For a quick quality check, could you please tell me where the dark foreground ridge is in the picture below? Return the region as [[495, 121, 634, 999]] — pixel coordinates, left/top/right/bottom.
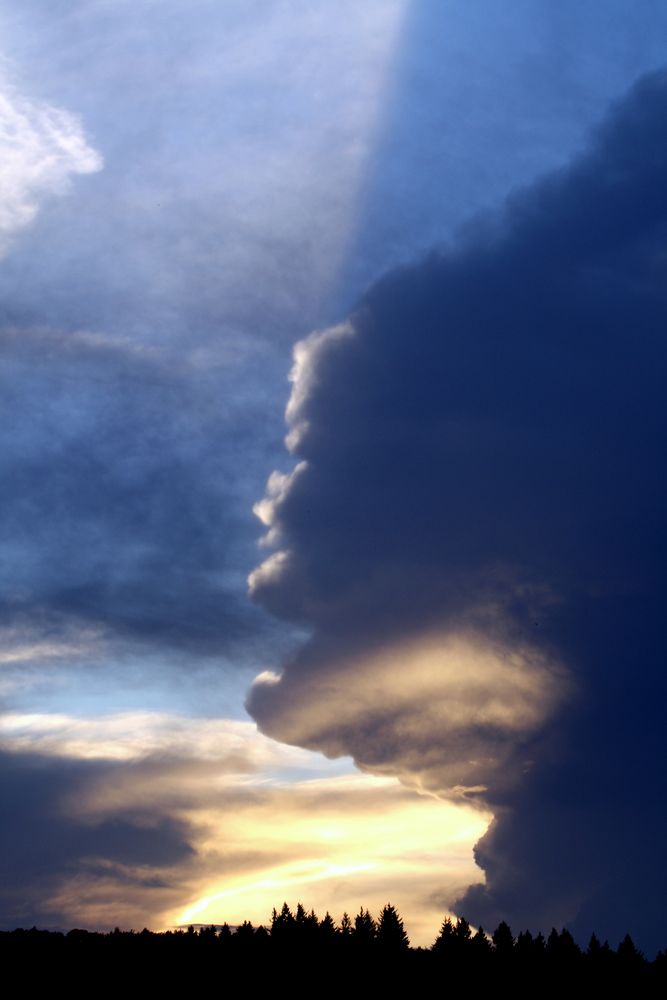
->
[[3, 904, 667, 990]]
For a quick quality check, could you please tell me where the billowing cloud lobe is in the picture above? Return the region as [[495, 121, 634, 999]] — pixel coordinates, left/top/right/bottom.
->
[[249, 69, 667, 952]]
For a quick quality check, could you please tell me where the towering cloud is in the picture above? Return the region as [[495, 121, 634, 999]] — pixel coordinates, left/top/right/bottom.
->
[[249, 69, 667, 951]]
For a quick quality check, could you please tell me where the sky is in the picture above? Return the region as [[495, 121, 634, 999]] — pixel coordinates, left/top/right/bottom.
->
[[1, 0, 667, 952]]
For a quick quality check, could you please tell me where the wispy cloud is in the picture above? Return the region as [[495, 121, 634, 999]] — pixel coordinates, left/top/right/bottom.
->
[[0, 77, 101, 253], [0, 711, 322, 767]]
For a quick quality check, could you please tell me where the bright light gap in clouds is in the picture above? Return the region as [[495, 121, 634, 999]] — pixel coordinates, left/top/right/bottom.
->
[[0, 708, 489, 946]]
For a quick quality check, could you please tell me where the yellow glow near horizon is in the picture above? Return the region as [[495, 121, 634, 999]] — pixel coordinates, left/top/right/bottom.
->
[[2, 708, 491, 946], [179, 860, 377, 924], [170, 771, 490, 947]]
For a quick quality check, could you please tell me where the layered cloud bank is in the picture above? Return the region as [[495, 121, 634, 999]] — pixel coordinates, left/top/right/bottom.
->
[[249, 69, 667, 951], [0, 713, 486, 943]]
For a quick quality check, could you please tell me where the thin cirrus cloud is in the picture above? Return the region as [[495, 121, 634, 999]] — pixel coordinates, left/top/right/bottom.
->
[[248, 68, 667, 953]]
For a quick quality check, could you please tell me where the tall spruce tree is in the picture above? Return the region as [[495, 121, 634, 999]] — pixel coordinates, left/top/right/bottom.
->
[[377, 904, 410, 953]]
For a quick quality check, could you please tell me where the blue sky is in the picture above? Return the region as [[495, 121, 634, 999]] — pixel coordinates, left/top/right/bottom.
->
[[0, 0, 666, 949]]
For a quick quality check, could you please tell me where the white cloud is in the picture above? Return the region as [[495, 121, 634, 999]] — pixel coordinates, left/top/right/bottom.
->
[[248, 549, 293, 596], [0, 710, 318, 767], [285, 323, 355, 451], [252, 462, 308, 550], [0, 79, 102, 253]]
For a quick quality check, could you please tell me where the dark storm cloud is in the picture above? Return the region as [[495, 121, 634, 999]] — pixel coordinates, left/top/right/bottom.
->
[[249, 69, 667, 952], [0, 750, 194, 928], [0, 323, 275, 656]]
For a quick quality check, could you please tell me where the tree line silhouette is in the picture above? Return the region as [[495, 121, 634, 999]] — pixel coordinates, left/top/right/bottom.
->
[[2, 905, 665, 988]]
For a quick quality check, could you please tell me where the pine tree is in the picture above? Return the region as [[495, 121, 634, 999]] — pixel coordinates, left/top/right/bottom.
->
[[492, 920, 514, 957], [377, 903, 410, 953], [617, 933, 644, 969], [454, 917, 472, 948], [271, 902, 296, 942], [433, 916, 456, 957], [587, 932, 601, 957], [319, 912, 337, 942], [471, 925, 492, 961], [353, 907, 376, 949]]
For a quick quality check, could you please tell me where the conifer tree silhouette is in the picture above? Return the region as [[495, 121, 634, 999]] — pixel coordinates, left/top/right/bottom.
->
[[353, 908, 376, 949], [432, 916, 456, 957], [492, 921, 514, 957], [377, 904, 410, 953]]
